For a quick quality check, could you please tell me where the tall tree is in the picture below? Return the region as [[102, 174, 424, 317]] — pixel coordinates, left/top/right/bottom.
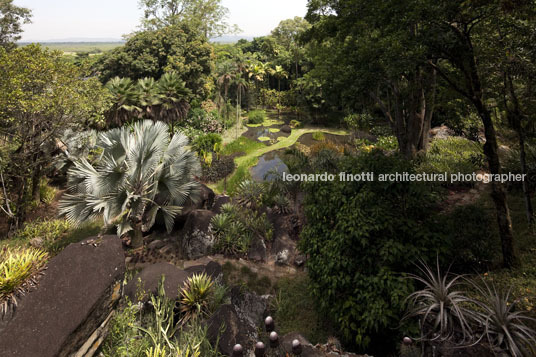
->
[[0, 0, 31, 50], [271, 17, 311, 80], [0, 45, 107, 230], [138, 0, 236, 38]]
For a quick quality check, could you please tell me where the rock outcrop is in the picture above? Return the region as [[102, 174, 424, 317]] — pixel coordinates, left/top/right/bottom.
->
[[179, 209, 216, 260], [0, 235, 125, 357]]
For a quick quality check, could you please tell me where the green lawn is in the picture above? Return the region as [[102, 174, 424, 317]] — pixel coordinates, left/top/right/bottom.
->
[[212, 127, 348, 194]]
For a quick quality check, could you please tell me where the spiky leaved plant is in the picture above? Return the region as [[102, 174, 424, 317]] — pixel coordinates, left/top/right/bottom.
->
[[0, 248, 48, 317], [235, 180, 265, 209], [59, 120, 200, 248], [404, 260, 476, 345], [178, 273, 214, 325], [470, 279, 536, 357]]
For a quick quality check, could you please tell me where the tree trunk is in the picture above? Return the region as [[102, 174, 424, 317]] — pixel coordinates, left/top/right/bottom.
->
[[130, 227, 144, 248]]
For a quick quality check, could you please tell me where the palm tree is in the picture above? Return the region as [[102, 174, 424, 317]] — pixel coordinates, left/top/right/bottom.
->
[[269, 65, 288, 116], [136, 77, 162, 120], [157, 72, 192, 132], [247, 61, 267, 109], [105, 77, 140, 127], [58, 120, 201, 248], [216, 61, 235, 120], [234, 76, 248, 139]]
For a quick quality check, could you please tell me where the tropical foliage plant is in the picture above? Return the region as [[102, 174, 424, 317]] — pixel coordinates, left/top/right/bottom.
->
[[59, 120, 200, 247]]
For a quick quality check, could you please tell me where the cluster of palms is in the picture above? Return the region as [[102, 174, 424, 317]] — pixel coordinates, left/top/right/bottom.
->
[[215, 55, 288, 122], [105, 72, 191, 129]]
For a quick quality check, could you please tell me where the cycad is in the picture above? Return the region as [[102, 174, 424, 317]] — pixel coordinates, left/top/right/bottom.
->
[[105, 77, 140, 127], [58, 120, 201, 248], [157, 72, 192, 127], [137, 77, 162, 120]]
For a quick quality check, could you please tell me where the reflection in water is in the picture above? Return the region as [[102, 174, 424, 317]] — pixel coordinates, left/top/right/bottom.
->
[[250, 151, 288, 181]]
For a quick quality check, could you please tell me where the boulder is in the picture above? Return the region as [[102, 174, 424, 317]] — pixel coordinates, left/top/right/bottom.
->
[[0, 235, 125, 357], [281, 332, 323, 357], [247, 236, 267, 262], [430, 125, 454, 140], [124, 262, 190, 303], [184, 261, 223, 280], [212, 194, 231, 214], [206, 304, 257, 357], [179, 209, 216, 260], [281, 125, 292, 134], [230, 287, 268, 328]]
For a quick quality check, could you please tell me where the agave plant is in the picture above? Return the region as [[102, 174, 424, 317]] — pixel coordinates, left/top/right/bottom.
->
[[0, 248, 48, 317], [59, 120, 200, 248], [209, 213, 231, 236], [470, 280, 536, 357], [178, 273, 214, 325], [404, 260, 476, 345], [235, 180, 266, 209]]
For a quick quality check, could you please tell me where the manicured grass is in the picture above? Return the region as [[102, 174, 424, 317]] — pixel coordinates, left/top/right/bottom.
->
[[221, 136, 265, 156]]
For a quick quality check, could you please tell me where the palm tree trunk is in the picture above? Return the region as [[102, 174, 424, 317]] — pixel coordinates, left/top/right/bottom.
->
[[131, 226, 144, 248]]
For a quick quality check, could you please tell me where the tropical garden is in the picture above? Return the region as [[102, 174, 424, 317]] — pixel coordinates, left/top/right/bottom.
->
[[1, 0, 536, 356]]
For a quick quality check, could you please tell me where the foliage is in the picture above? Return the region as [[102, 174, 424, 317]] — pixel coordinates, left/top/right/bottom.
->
[[0, 0, 32, 50], [59, 120, 200, 247], [102, 277, 218, 357], [503, 139, 536, 191], [375, 136, 399, 151], [201, 155, 235, 183], [437, 204, 499, 272], [211, 203, 272, 256], [221, 137, 264, 157], [14, 219, 72, 248], [0, 247, 48, 316], [192, 133, 223, 156], [273, 274, 335, 345], [417, 137, 485, 179], [96, 23, 212, 97], [344, 113, 373, 132], [178, 273, 214, 325], [139, 0, 235, 38], [471, 280, 536, 357], [183, 108, 223, 134], [300, 151, 442, 350], [247, 110, 266, 125], [311, 132, 325, 141], [404, 261, 475, 345], [0, 44, 109, 228]]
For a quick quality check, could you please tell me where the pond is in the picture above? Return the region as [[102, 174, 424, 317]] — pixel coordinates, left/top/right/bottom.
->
[[250, 150, 288, 181]]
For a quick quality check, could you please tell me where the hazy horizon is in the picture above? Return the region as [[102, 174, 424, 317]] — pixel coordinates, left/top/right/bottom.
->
[[16, 0, 308, 42]]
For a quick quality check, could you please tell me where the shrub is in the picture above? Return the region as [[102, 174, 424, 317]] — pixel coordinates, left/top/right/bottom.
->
[[0, 248, 48, 316], [248, 109, 266, 124], [290, 119, 302, 128], [38, 178, 57, 205], [200, 155, 235, 183], [192, 133, 222, 156], [178, 273, 214, 325], [300, 151, 441, 350], [14, 219, 72, 249], [437, 204, 499, 272], [210, 203, 272, 256], [344, 112, 373, 132], [184, 108, 223, 134], [312, 132, 325, 141], [375, 135, 399, 151], [417, 137, 485, 180]]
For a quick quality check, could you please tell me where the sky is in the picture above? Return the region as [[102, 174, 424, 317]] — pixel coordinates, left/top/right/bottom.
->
[[17, 0, 309, 42]]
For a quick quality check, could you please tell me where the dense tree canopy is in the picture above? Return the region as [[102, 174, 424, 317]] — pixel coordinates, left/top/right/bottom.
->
[[0, 0, 31, 50], [96, 23, 213, 97]]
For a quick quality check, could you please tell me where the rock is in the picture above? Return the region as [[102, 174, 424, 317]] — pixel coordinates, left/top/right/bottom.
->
[[198, 183, 216, 210], [294, 254, 306, 267], [212, 194, 231, 214], [184, 261, 222, 280], [159, 244, 175, 256], [206, 304, 257, 357], [276, 249, 290, 265], [230, 287, 268, 328], [430, 125, 454, 140], [29, 237, 44, 248], [0, 235, 125, 357], [281, 125, 292, 134], [247, 236, 267, 262], [147, 239, 165, 250], [498, 145, 512, 158], [179, 209, 215, 260], [281, 333, 323, 357], [123, 262, 190, 303], [175, 183, 216, 226]]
